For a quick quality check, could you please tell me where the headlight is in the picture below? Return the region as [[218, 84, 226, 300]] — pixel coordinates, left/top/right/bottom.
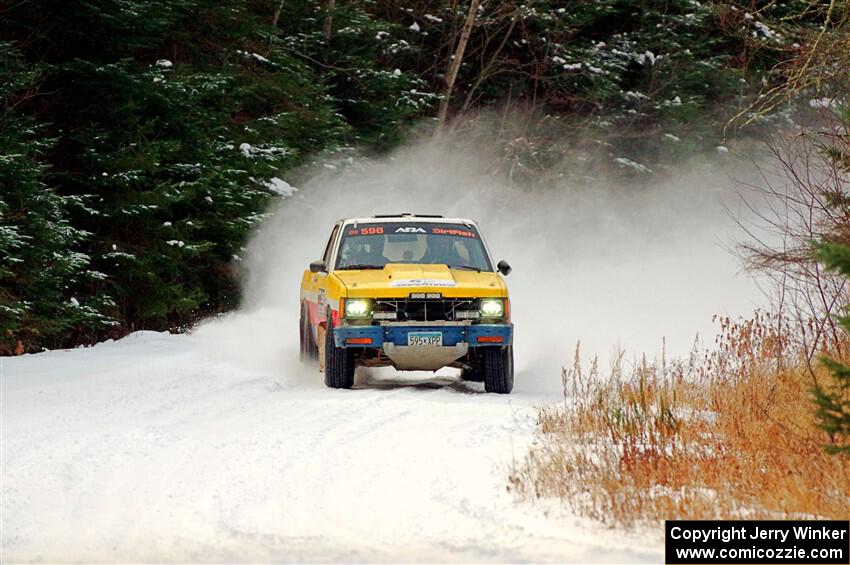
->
[[479, 298, 505, 318], [344, 298, 372, 319]]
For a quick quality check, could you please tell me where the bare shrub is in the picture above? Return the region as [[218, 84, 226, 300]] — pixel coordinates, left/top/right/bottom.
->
[[508, 313, 850, 527], [735, 115, 850, 361]]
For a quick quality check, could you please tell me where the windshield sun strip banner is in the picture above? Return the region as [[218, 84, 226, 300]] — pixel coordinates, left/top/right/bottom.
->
[[344, 223, 479, 239]]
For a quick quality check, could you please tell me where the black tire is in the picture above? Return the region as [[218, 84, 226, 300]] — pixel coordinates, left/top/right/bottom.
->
[[324, 319, 355, 389], [299, 304, 318, 362], [482, 345, 514, 394], [460, 365, 484, 382]]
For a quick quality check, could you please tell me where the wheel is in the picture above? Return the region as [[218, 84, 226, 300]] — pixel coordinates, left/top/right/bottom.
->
[[324, 318, 355, 389], [460, 365, 484, 382], [482, 345, 513, 394], [299, 304, 318, 362]]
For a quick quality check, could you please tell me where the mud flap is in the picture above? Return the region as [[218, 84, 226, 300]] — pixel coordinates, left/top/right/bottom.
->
[[317, 322, 327, 372]]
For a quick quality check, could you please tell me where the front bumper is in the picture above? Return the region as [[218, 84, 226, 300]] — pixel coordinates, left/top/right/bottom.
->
[[333, 323, 513, 349]]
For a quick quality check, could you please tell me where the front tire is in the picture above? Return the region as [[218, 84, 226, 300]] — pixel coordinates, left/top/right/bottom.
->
[[324, 319, 355, 389], [482, 346, 513, 394]]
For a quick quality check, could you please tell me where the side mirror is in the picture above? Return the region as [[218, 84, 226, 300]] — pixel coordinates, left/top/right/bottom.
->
[[309, 260, 326, 273], [497, 260, 512, 276]]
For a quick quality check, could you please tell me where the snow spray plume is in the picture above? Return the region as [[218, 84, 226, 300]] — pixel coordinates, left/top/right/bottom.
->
[[198, 132, 763, 393]]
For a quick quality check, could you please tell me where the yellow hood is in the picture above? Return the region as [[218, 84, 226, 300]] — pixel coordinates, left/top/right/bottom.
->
[[332, 263, 506, 298]]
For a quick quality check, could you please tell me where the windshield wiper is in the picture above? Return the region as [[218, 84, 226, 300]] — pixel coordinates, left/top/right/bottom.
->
[[449, 265, 481, 272], [338, 264, 384, 270]]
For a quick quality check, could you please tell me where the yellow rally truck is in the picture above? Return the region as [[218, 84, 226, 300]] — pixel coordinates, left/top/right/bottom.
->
[[299, 214, 514, 393]]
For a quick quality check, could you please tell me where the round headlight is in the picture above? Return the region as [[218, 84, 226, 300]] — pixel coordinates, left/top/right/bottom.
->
[[479, 299, 504, 317], [345, 299, 371, 318]]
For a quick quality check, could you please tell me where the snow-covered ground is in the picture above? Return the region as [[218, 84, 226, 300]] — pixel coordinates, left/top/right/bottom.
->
[[2, 325, 660, 562]]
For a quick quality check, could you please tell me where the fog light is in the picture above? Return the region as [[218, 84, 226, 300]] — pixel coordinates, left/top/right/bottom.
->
[[479, 299, 504, 318], [344, 299, 372, 318]]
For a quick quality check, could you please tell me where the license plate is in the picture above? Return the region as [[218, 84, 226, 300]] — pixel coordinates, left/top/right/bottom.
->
[[407, 332, 443, 346]]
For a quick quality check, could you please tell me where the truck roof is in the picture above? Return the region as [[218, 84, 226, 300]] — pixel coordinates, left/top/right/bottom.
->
[[341, 214, 478, 226]]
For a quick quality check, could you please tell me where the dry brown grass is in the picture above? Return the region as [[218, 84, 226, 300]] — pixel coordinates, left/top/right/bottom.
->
[[509, 311, 850, 527]]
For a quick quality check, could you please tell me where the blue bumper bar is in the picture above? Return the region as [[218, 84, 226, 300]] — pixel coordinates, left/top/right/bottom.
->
[[333, 324, 513, 348]]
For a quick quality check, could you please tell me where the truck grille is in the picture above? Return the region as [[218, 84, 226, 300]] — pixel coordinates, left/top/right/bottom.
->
[[372, 297, 476, 322]]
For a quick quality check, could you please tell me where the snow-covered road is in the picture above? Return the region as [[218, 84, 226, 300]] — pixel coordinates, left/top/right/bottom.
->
[[2, 327, 659, 562]]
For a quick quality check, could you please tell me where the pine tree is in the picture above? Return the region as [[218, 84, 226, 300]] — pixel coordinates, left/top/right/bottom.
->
[[370, 0, 813, 177], [1, 0, 435, 349], [814, 241, 850, 454], [3, 1, 330, 345], [270, 0, 437, 150], [813, 107, 850, 455], [0, 43, 114, 352]]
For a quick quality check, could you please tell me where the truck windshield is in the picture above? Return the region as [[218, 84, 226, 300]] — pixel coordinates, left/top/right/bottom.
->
[[335, 222, 492, 271]]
